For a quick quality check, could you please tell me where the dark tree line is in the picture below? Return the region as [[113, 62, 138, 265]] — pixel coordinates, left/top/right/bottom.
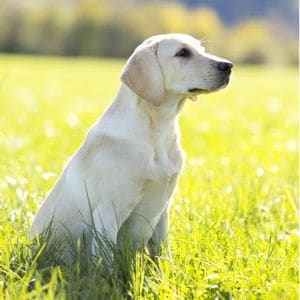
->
[[0, 0, 297, 64]]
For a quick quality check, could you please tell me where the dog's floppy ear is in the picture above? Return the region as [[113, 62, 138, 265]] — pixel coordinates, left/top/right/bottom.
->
[[121, 43, 165, 106]]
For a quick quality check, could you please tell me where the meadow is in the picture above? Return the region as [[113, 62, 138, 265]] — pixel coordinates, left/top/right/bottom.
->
[[0, 55, 298, 299]]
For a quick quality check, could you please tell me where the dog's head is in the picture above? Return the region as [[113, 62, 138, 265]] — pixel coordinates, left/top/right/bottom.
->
[[121, 33, 233, 106]]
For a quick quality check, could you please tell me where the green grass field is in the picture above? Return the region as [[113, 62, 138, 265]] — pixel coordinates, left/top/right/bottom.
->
[[0, 55, 298, 299]]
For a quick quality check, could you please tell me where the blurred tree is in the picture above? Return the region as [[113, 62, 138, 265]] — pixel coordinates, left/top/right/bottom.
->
[[181, 0, 298, 29], [0, 5, 24, 53], [157, 3, 188, 33], [0, 1, 296, 64], [188, 7, 224, 53], [226, 20, 287, 64], [63, 0, 105, 55]]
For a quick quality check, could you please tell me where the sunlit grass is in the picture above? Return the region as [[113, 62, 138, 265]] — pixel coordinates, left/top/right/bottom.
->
[[0, 55, 298, 299]]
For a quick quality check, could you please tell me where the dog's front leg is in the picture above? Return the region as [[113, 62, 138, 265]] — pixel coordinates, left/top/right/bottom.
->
[[91, 204, 119, 262], [147, 206, 169, 257], [148, 174, 179, 258]]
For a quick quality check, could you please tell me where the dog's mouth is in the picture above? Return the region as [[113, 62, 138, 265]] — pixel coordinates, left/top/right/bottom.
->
[[188, 76, 231, 95], [188, 88, 209, 94]]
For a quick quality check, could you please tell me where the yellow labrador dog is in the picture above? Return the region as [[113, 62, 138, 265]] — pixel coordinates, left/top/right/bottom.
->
[[29, 33, 232, 259]]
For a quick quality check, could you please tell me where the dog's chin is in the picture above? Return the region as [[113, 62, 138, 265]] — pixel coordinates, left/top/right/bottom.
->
[[188, 79, 230, 95]]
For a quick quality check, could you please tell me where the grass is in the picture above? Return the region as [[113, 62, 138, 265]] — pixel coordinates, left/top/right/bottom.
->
[[0, 55, 298, 299]]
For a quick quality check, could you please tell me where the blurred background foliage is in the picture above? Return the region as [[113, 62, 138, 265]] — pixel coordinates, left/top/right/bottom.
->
[[0, 0, 297, 64]]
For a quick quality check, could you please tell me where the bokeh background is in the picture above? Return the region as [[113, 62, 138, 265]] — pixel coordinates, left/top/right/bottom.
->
[[0, 1, 298, 298], [0, 0, 298, 64]]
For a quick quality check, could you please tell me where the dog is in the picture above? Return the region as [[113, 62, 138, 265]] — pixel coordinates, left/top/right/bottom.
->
[[29, 33, 232, 260]]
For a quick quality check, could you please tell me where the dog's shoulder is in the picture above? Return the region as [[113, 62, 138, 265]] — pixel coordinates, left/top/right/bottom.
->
[[76, 126, 147, 174]]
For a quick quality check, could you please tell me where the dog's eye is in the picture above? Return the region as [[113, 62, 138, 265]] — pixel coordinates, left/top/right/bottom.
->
[[175, 48, 192, 58]]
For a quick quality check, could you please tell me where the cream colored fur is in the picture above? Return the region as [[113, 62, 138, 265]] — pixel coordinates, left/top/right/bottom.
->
[[29, 33, 232, 260]]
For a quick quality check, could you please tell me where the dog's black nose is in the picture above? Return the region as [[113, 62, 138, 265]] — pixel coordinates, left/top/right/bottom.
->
[[217, 61, 233, 72]]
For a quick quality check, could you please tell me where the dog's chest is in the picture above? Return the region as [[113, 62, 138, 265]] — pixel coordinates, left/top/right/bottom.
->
[[147, 127, 183, 179], [155, 158, 171, 181], [129, 146, 183, 230], [150, 152, 180, 181]]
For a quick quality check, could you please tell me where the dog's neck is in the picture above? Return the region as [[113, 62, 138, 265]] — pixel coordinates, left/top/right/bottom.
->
[[117, 84, 185, 126], [101, 84, 185, 155], [139, 94, 184, 126]]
